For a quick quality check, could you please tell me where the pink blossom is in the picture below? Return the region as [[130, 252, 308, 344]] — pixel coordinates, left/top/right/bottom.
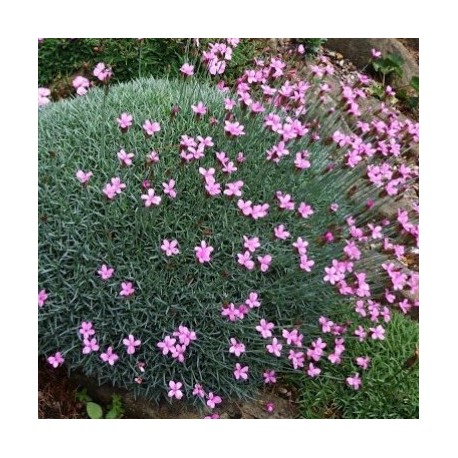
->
[[266, 338, 282, 357], [234, 363, 249, 380], [117, 113, 133, 130], [307, 363, 321, 378], [79, 321, 95, 339], [76, 170, 93, 184], [237, 251, 255, 270], [221, 302, 243, 321], [47, 352, 64, 368], [173, 325, 197, 346], [243, 235, 260, 253], [157, 336, 176, 355], [205, 180, 221, 196], [237, 199, 253, 216], [180, 63, 194, 76], [100, 347, 119, 365], [258, 254, 272, 272], [323, 231, 334, 243], [224, 98, 236, 110], [292, 237, 308, 255], [143, 120, 161, 136], [206, 392, 222, 409], [162, 179, 177, 199], [38, 289, 48, 308], [224, 120, 245, 137], [274, 224, 290, 240], [147, 150, 160, 163], [38, 87, 51, 106], [204, 413, 220, 419], [222, 161, 238, 174], [93, 62, 112, 81], [117, 149, 134, 166], [319, 316, 334, 333], [346, 373, 362, 390], [141, 188, 161, 207], [299, 255, 315, 272], [123, 334, 141, 354], [168, 381, 184, 400], [229, 338, 246, 357], [265, 402, 275, 413], [194, 240, 214, 263], [344, 240, 361, 260], [371, 48, 382, 59], [245, 292, 261, 309], [103, 177, 126, 199], [236, 152, 246, 163], [298, 202, 314, 218], [294, 151, 311, 170], [72, 76, 90, 95], [288, 350, 305, 369], [276, 191, 295, 211], [97, 264, 114, 280], [170, 344, 186, 363], [82, 338, 99, 354], [263, 370, 277, 384], [199, 167, 215, 181], [356, 356, 371, 370], [251, 203, 269, 220], [192, 384, 205, 398], [224, 180, 244, 197], [191, 101, 207, 116], [161, 239, 180, 256], [256, 319, 275, 338], [369, 325, 385, 340], [354, 325, 367, 342], [120, 281, 135, 297]]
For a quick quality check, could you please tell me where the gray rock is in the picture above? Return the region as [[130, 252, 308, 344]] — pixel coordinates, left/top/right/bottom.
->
[[325, 38, 418, 86]]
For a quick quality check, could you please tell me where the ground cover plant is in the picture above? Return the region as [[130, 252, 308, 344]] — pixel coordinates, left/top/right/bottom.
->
[[38, 39, 419, 417]]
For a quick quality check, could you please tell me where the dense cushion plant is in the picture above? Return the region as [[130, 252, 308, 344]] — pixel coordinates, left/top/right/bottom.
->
[[38, 41, 419, 412]]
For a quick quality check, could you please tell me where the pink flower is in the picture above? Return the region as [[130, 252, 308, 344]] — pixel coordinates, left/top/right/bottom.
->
[[76, 170, 93, 184], [141, 188, 161, 207], [120, 281, 135, 297], [100, 347, 119, 365], [47, 352, 64, 368], [168, 381, 184, 400], [97, 264, 114, 280], [161, 239, 180, 256], [243, 236, 260, 253], [229, 338, 246, 357], [222, 161, 237, 174], [147, 150, 160, 163], [38, 87, 51, 106], [288, 350, 305, 369], [116, 113, 133, 129], [93, 62, 112, 81], [180, 63, 194, 76], [346, 373, 362, 390], [258, 254, 272, 272], [157, 336, 176, 355], [293, 237, 308, 255], [266, 338, 282, 357], [79, 321, 95, 339], [103, 177, 126, 200], [299, 255, 315, 272], [274, 224, 290, 240], [282, 329, 303, 346], [206, 392, 222, 409], [192, 384, 205, 398], [143, 120, 161, 136], [224, 98, 236, 110], [369, 325, 386, 340], [195, 240, 214, 263], [237, 199, 253, 216], [72, 76, 90, 96], [205, 180, 221, 196], [265, 402, 275, 413], [263, 370, 277, 384], [356, 356, 371, 370], [199, 167, 216, 181], [224, 120, 245, 137], [307, 363, 321, 378], [170, 344, 186, 363], [162, 179, 177, 199], [319, 316, 334, 333], [173, 325, 197, 346], [234, 363, 249, 380], [251, 203, 269, 220], [204, 413, 220, 419], [256, 319, 274, 338], [354, 325, 367, 342], [117, 149, 134, 166], [221, 303, 243, 321], [237, 251, 255, 270], [82, 338, 99, 354], [371, 48, 382, 59], [276, 191, 295, 210], [245, 292, 261, 309], [38, 289, 48, 308], [298, 202, 314, 218], [192, 101, 207, 116], [123, 334, 141, 354], [224, 180, 244, 197], [294, 151, 311, 170]]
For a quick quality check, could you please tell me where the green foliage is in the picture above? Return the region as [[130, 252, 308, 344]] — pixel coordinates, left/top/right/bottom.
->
[[76, 388, 124, 419], [296, 311, 419, 419], [372, 53, 405, 79], [293, 38, 328, 55]]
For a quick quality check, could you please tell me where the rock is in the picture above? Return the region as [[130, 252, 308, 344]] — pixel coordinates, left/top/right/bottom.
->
[[325, 38, 418, 86]]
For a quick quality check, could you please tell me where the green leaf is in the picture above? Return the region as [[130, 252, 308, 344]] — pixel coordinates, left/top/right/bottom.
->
[[386, 53, 404, 67], [105, 408, 120, 419], [75, 388, 92, 403], [86, 402, 103, 419], [410, 76, 419, 92]]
